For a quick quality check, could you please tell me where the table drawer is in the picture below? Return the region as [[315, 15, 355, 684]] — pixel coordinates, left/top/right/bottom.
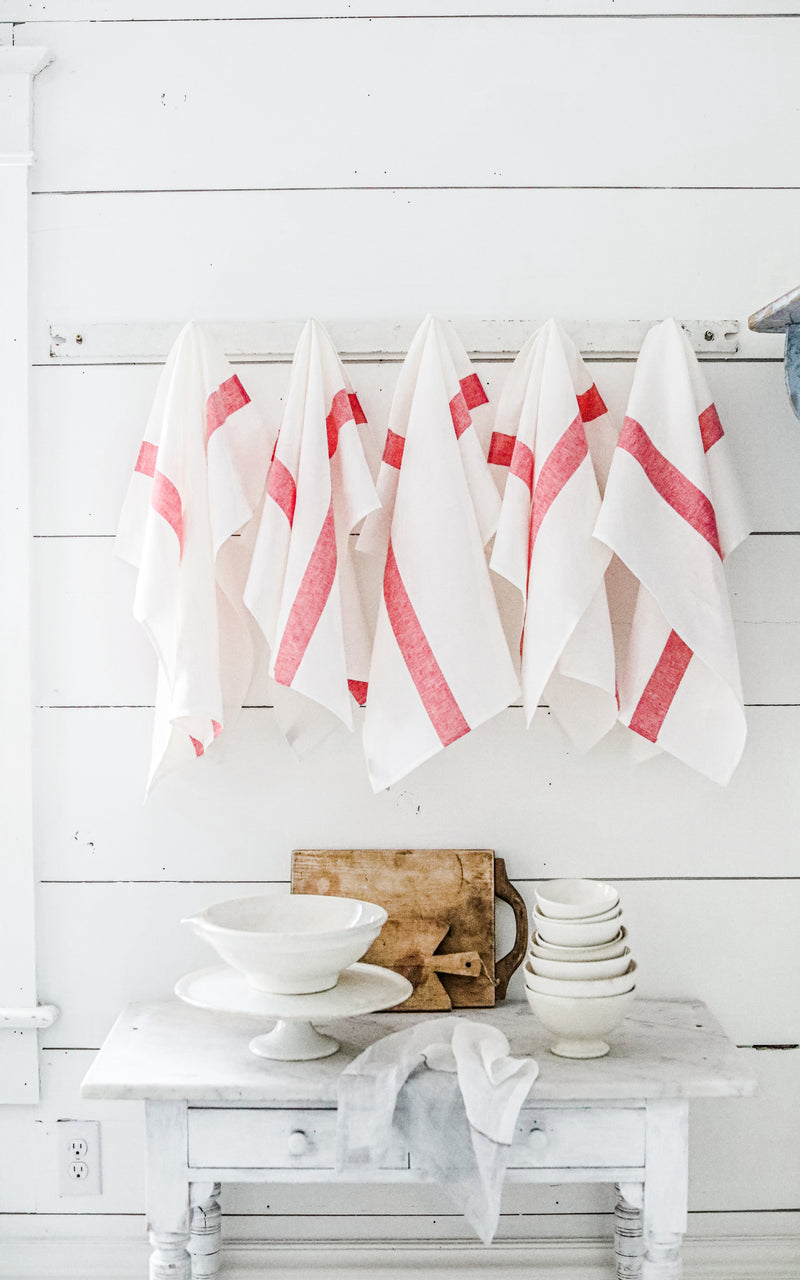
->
[[508, 1107, 645, 1169], [187, 1108, 409, 1171]]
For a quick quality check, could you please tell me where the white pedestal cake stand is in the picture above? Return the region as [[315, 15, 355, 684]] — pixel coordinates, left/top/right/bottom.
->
[[175, 962, 413, 1061]]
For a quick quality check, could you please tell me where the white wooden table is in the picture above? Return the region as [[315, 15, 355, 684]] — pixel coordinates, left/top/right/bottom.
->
[[81, 997, 755, 1280]]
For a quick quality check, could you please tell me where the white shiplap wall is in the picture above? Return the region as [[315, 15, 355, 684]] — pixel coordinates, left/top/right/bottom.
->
[[3, 1, 799, 1271]]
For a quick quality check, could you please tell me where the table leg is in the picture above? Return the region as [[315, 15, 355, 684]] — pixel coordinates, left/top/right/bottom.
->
[[642, 1100, 689, 1280], [190, 1182, 222, 1279], [145, 1101, 191, 1280], [614, 1181, 644, 1280]]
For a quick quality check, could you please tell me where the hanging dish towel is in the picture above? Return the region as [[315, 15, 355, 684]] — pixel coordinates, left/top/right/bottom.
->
[[594, 317, 751, 784], [337, 1017, 539, 1244], [116, 321, 273, 795], [489, 319, 618, 752], [244, 319, 380, 755], [357, 315, 520, 791]]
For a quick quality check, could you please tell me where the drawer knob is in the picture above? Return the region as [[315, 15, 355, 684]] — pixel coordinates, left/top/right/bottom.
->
[[528, 1126, 548, 1155], [287, 1130, 309, 1157]]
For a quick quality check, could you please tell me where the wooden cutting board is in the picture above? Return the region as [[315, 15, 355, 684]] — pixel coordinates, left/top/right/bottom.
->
[[291, 849, 527, 1011]]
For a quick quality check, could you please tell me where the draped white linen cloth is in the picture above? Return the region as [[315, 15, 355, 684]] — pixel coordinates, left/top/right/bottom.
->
[[594, 317, 751, 784], [244, 319, 380, 755], [116, 321, 273, 794], [489, 319, 618, 752], [336, 1017, 538, 1244], [357, 316, 520, 790]]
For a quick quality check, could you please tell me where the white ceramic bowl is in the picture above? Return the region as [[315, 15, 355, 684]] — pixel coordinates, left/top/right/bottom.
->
[[525, 986, 636, 1058], [524, 960, 637, 999], [534, 879, 619, 920], [182, 894, 388, 995], [532, 907, 623, 947], [525, 949, 632, 981], [529, 928, 629, 962]]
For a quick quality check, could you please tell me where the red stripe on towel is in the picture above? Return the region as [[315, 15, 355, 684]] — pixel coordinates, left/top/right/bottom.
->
[[273, 504, 337, 686], [348, 680, 368, 707], [349, 393, 367, 425], [488, 432, 516, 467], [529, 415, 588, 552], [266, 458, 297, 526], [449, 390, 472, 439], [326, 387, 355, 459], [577, 384, 607, 423], [382, 428, 405, 470], [460, 373, 489, 410], [383, 542, 470, 747], [135, 440, 158, 478], [629, 630, 693, 742], [618, 417, 722, 558], [510, 439, 535, 495], [206, 375, 250, 444], [699, 403, 724, 453], [151, 471, 184, 554]]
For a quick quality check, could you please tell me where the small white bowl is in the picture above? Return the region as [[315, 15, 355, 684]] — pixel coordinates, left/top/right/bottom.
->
[[182, 893, 388, 995], [525, 986, 636, 1058], [529, 927, 628, 962], [532, 907, 623, 947], [524, 960, 637, 999], [525, 949, 632, 981], [534, 879, 619, 920]]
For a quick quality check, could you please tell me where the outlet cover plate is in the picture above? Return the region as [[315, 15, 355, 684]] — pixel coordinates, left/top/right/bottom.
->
[[57, 1120, 101, 1196]]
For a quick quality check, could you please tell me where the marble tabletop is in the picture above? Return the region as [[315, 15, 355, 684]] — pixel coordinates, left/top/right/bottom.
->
[[81, 998, 756, 1104]]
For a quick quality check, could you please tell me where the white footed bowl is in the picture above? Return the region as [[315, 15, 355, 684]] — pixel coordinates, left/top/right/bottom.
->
[[524, 960, 637, 999], [534, 879, 619, 920], [532, 907, 623, 947], [525, 949, 632, 981], [182, 894, 388, 995], [529, 928, 628, 962], [525, 986, 636, 1058]]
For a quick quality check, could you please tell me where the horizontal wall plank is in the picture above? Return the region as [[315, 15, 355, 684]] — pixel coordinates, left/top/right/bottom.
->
[[16, 18, 800, 192], [12, 3, 800, 21], [30, 532, 800, 707], [35, 879, 800, 1046], [29, 191, 800, 349], [29, 359, 800, 537], [32, 705, 800, 881]]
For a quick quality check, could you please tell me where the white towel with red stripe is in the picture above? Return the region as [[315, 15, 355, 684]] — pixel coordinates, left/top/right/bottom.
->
[[244, 319, 380, 755], [594, 317, 751, 784], [357, 316, 520, 791], [489, 319, 618, 752], [116, 321, 273, 794]]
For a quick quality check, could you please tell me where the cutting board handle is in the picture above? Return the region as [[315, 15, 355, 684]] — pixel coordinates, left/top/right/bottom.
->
[[494, 857, 528, 1001]]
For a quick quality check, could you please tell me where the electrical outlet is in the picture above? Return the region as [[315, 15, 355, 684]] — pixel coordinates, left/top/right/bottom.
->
[[57, 1121, 102, 1196]]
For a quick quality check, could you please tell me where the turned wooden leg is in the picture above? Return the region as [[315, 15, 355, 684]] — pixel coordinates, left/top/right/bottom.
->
[[614, 1182, 644, 1280], [190, 1182, 222, 1279], [149, 1230, 192, 1280], [642, 1231, 683, 1280]]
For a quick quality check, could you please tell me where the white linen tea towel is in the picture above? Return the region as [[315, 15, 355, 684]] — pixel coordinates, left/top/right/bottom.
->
[[337, 1017, 539, 1244], [357, 316, 520, 790], [244, 319, 380, 755], [594, 317, 751, 784], [489, 319, 618, 752], [116, 321, 273, 794]]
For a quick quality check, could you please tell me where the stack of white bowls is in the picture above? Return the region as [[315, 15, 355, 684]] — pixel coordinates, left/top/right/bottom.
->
[[523, 879, 636, 1059]]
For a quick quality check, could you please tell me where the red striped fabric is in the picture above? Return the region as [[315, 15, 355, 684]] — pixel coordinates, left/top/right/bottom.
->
[[628, 629, 693, 742], [577, 384, 607, 423], [151, 471, 184, 554], [383, 542, 470, 747], [460, 373, 489, 410], [135, 440, 158, 478], [487, 432, 515, 467], [529, 415, 588, 552], [510, 439, 535, 495], [266, 458, 297, 526], [449, 390, 472, 439], [382, 428, 405, 470], [348, 392, 367, 425], [206, 375, 250, 445], [326, 387, 355, 459], [618, 417, 722, 558], [698, 403, 724, 453], [348, 679, 368, 707], [189, 736, 205, 758], [273, 504, 337, 686]]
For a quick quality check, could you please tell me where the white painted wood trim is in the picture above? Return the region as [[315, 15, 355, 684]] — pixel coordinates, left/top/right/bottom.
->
[[0, 1004, 59, 1029], [0, 44, 50, 1103], [47, 318, 741, 364], [0, 1234, 796, 1280]]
